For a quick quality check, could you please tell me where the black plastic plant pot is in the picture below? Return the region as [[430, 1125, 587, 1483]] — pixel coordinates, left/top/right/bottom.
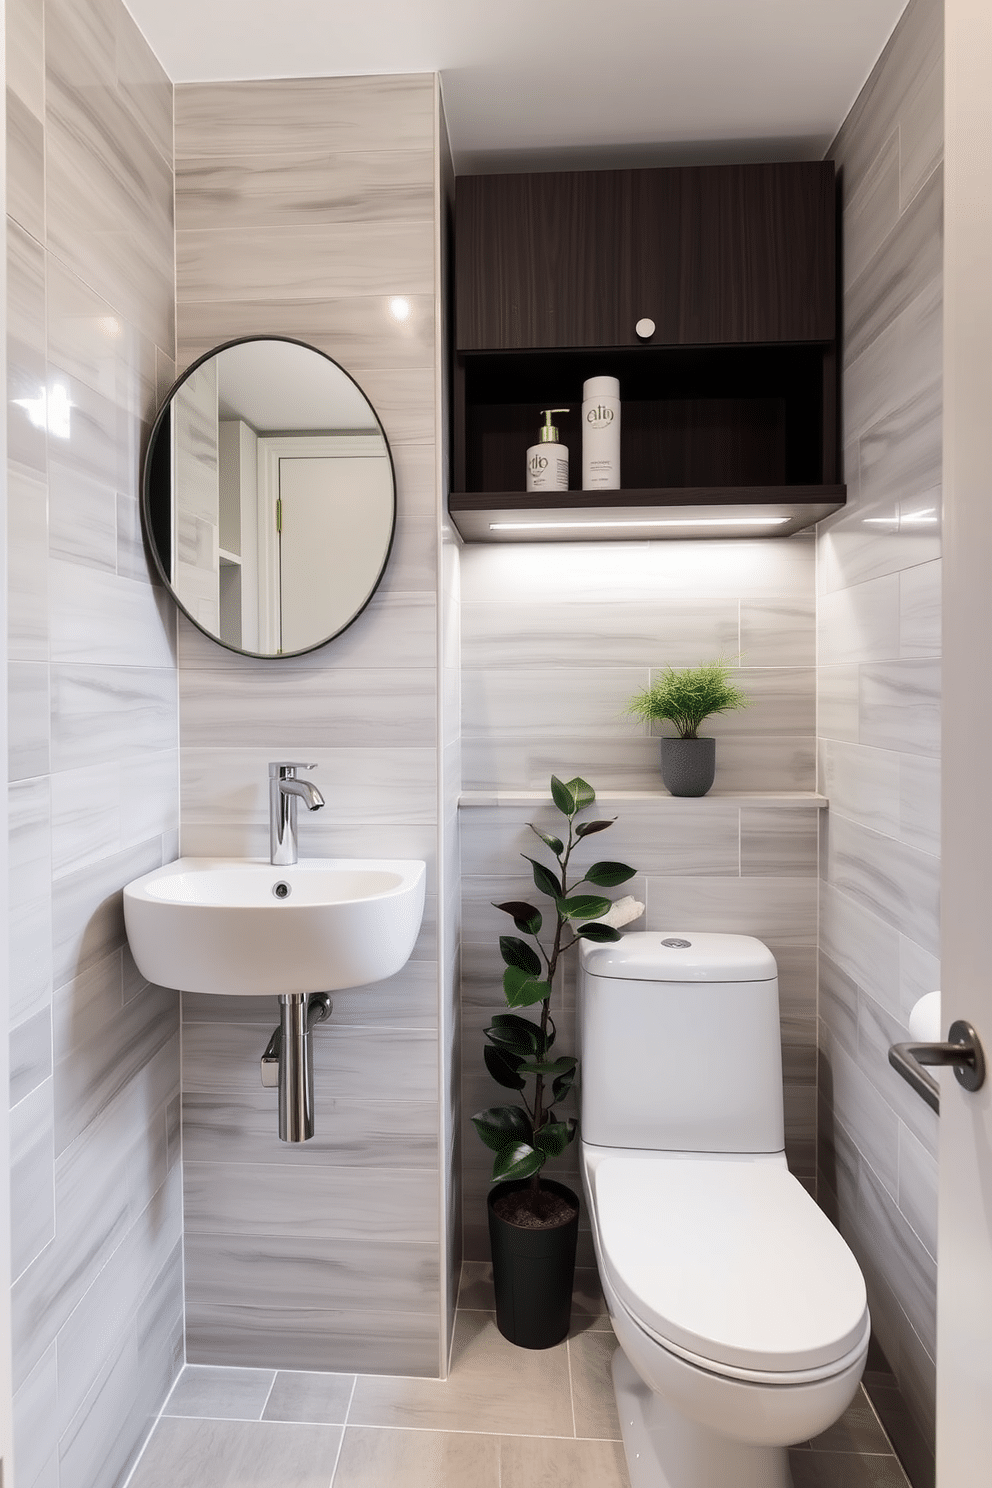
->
[[487, 1178, 580, 1349], [660, 736, 716, 796]]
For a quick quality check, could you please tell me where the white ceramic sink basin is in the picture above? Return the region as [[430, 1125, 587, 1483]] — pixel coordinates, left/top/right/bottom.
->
[[123, 856, 427, 996]]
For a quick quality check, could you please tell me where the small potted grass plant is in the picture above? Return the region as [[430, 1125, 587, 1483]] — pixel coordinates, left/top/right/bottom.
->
[[626, 658, 750, 796], [473, 775, 640, 1348]]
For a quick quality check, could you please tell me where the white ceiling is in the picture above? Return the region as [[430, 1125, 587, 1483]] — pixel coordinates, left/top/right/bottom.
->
[[123, 0, 909, 173]]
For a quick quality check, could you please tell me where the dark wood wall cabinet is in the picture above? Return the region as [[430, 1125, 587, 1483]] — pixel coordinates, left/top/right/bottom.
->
[[451, 161, 845, 542]]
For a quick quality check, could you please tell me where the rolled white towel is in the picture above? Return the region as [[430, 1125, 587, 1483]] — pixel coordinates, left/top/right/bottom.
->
[[909, 990, 941, 1042], [592, 895, 645, 930]]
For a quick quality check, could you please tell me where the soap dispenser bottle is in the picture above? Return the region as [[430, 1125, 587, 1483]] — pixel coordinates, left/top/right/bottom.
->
[[526, 408, 570, 493]]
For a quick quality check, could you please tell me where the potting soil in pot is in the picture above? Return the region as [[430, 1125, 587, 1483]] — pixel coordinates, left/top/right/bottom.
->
[[492, 1188, 579, 1229]]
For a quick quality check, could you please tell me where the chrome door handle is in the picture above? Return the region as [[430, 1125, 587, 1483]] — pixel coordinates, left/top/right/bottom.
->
[[888, 1020, 987, 1114]]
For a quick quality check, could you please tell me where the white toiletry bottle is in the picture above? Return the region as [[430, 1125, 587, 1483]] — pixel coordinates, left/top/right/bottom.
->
[[526, 408, 570, 493], [582, 376, 621, 489]]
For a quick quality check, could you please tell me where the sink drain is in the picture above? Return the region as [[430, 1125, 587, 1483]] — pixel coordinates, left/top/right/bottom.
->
[[272, 881, 292, 900]]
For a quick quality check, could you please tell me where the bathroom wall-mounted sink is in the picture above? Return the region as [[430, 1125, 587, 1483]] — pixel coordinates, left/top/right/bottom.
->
[[123, 857, 426, 996]]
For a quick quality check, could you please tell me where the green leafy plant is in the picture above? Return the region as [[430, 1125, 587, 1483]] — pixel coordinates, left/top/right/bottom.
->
[[471, 776, 636, 1205], [626, 657, 751, 739]]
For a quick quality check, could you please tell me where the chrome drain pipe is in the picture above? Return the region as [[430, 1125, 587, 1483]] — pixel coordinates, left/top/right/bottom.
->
[[261, 993, 332, 1142]]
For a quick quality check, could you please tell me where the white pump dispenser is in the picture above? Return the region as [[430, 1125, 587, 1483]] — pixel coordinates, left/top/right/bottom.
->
[[526, 408, 569, 493]]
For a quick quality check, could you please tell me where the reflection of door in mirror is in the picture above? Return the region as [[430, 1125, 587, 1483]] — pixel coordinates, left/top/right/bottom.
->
[[172, 361, 221, 633], [255, 436, 393, 655]]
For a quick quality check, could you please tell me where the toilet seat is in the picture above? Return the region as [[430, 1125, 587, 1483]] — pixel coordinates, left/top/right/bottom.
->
[[593, 1156, 869, 1378]]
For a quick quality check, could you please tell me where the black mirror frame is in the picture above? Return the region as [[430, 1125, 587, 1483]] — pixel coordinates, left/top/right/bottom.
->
[[141, 334, 398, 660]]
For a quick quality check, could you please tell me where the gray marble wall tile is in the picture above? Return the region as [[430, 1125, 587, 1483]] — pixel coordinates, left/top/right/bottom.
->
[[740, 808, 818, 877], [10, 1005, 52, 1105], [184, 1162, 438, 1245], [461, 598, 740, 670], [177, 593, 437, 671], [175, 75, 435, 159], [899, 559, 940, 657], [845, 164, 943, 368], [48, 562, 175, 667], [185, 1233, 439, 1315], [186, 1303, 438, 1376], [459, 534, 814, 605], [8, 468, 49, 662], [176, 150, 435, 230], [817, 573, 900, 666], [7, 0, 44, 118], [817, 665, 860, 744], [860, 658, 940, 757], [826, 814, 939, 955], [182, 1091, 438, 1169], [10, 1077, 55, 1280], [739, 597, 816, 666], [14, 1357, 58, 1488], [178, 222, 433, 304], [7, 92, 45, 240], [824, 3, 943, 1466], [177, 295, 435, 374], [50, 832, 164, 999], [50, 665, 177, 772], [179, 667, 437, 749], [643, 876, 817, 944]]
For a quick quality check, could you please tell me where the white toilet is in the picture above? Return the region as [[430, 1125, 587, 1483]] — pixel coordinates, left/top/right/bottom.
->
[[578, 932, 870, 1488]]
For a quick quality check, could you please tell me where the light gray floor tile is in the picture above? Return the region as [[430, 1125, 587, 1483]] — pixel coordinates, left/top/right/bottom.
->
[[500, 1435, 630, 1488], [127, 1417, 342, 1488], [263, 1371, 355, 1424], [348, 1311, 573, 1437], [788, 1450, 909, 1488], [808, 1387, 894, 1455], [569, 1331, 622, 1440], [163, 1365, 275, 1421], [333, 1426, 499, 1488]]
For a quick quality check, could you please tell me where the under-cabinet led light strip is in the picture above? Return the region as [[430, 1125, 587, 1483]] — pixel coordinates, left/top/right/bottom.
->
[[489, 516, 791, 532]]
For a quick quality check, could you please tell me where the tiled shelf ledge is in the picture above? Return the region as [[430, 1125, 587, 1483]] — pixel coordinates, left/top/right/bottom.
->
[[459, 791, 828, 809]]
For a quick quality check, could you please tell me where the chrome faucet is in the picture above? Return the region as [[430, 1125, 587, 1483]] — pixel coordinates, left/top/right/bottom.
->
[[269, 762, 325, 866]]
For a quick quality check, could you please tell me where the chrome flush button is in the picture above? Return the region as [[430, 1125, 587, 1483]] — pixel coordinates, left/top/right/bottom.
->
[[661, 937, 692, 948]]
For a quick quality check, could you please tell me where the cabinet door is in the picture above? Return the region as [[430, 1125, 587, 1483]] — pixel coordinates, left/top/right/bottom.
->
[[456, 162, 836, 351], [677, 163, 836, 344], [456, 171, 631, 350]]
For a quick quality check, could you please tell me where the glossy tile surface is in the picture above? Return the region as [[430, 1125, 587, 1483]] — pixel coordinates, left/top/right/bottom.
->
[[174, 74, 450, 1377], [821, 0, 942, 1477], [129, 1286, 908, 1488], [5, 0, 180, 1484]]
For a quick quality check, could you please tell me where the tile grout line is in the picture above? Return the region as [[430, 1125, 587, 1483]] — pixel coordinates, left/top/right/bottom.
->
[[566, 1338, 577, 1439], [326, 1373, 360, 1487], [257, 1370, 278, 1420]]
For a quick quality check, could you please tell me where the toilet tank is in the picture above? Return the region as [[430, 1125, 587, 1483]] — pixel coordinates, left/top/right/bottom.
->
[[578, 932, 785, 1153]]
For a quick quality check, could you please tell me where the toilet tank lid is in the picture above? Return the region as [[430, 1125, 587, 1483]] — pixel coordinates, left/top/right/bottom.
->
[[579, 931, 777, 982]]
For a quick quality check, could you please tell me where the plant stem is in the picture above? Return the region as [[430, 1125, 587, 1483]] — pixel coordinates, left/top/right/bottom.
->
[[528, 815, 574, 1194]]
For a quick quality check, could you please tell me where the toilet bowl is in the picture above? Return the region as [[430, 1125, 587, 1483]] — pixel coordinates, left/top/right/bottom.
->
[[577, 933, 870, 1488]]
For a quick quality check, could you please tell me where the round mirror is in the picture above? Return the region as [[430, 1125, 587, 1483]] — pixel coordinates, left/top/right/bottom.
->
[[142, 337, 396, 658]]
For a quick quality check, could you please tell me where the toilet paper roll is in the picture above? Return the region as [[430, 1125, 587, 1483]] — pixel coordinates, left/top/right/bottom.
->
[[908, 990, 941, 1042]]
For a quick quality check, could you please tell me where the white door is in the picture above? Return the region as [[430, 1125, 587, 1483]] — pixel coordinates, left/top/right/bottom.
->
[[277, 454, 393, 654], [937, 3, 992, 1482]]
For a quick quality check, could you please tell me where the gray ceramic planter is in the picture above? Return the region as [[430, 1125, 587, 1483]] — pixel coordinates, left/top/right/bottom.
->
[[660, 737, 716, 797]]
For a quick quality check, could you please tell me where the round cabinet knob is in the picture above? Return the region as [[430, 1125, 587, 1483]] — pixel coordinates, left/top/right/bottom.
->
[[635, 317, 656, 340]]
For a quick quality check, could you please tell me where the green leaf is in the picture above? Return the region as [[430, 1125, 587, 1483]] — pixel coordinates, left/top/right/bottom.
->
[[499, 935, 542, 976], [492, 1142, 544, 1181], [564, 776, 596, 810], [530, 825, 564, 856], [503, 965, 552, 1008], [484, 1044, 526, 1090], [576, 922, 623, 943], [584, 860, 637, 887], [557, 894, 612, 921], [550, 775, 578, 816], [472, 1105, 532, 1153], [494, 900, 543, 935], [552, 1066, 577, 1102], [523, 855, 564, 900], [486, 1013, 543, 1057], [523, 1055, 576, 1078], [534, 1120, 576, 1158], [575, 819, 615, 838]]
